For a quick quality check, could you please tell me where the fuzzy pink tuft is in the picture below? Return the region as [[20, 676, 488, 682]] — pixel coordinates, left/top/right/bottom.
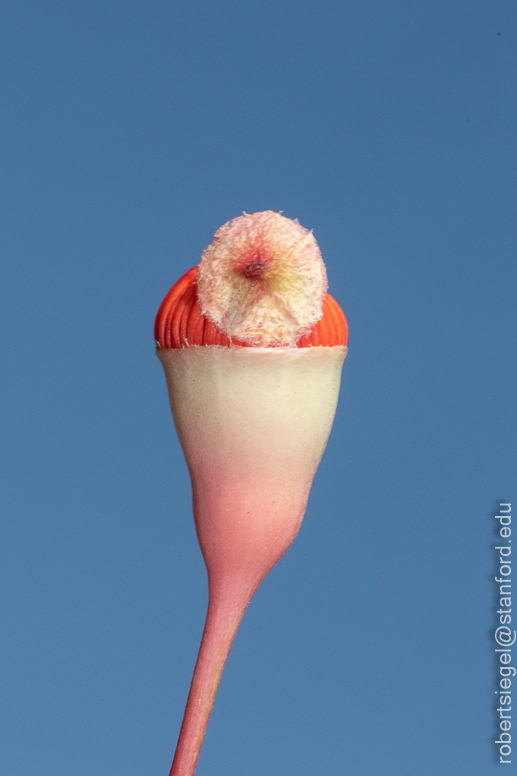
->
[[197, 211, 328, 346]]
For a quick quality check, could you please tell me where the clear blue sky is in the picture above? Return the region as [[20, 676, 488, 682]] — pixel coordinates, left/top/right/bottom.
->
[[0, 2, 515, 774]]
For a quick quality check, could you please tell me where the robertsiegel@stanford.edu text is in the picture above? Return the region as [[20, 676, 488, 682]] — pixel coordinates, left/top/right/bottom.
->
[[495, 503, 514, 764]]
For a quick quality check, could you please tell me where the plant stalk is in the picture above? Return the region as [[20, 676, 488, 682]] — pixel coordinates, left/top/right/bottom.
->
[[169, 578, 253, 776]]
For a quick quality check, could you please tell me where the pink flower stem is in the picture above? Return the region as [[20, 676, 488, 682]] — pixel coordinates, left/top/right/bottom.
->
[[169, 575, 256, 776]]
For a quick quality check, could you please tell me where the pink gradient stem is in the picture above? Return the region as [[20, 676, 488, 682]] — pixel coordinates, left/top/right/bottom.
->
[[169, 576, 255, 776]]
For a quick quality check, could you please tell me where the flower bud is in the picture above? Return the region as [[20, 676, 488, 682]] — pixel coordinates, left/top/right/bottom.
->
[[155, 212, 348, 776]]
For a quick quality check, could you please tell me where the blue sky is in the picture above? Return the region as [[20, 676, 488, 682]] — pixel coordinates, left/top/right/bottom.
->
[[0, 1, 516, 774]]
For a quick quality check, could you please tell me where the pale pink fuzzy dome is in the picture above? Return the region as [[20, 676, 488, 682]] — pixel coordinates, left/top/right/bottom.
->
[[196, 211, 328, 347]]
